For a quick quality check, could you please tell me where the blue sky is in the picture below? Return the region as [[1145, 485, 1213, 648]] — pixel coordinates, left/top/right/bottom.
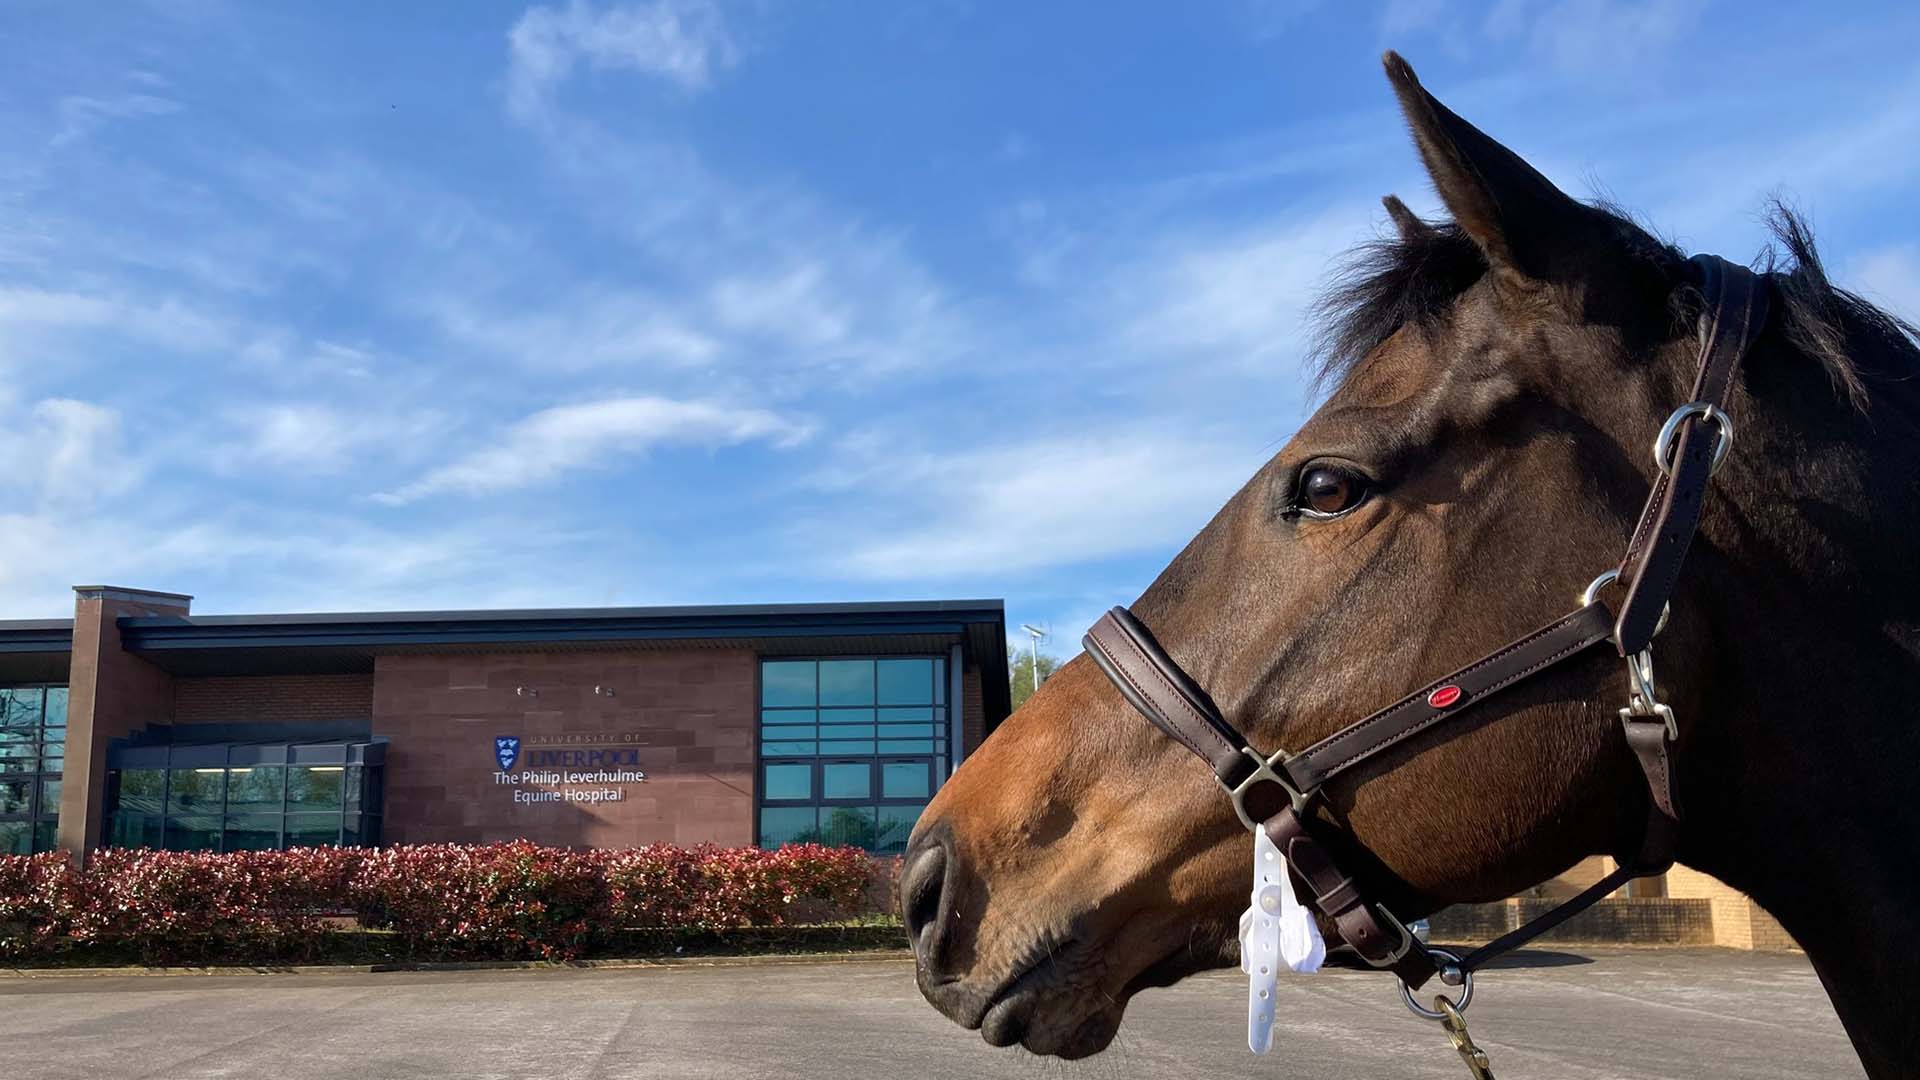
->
[[2, 2, 1917, 658]]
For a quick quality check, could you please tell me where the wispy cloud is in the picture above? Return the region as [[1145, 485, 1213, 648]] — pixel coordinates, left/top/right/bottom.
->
[[506, 0, 739, 118], [374, 396, 812, 505], [810, 430, 1259, 582], [51, 92, 181, 147]]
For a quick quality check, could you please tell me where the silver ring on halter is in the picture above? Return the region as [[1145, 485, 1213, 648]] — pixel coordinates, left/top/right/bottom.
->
[[1401, 948, 1473, 1021], [1580, 570, 1670, 637], [1653, 401, 1733, 478]]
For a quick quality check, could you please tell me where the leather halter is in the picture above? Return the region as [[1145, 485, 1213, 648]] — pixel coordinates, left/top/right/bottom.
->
[[1085, 254, 1769, 995]]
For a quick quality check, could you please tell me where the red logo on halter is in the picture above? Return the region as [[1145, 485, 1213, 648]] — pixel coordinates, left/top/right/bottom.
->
[[1427, 685, 1463, 709]]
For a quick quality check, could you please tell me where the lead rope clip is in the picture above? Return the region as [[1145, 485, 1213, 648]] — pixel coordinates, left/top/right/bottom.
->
[[1239, 825, 1323, 1053], [1439, 998, 1497, 1079]]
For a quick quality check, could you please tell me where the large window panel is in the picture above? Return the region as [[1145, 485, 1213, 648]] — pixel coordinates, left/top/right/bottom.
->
[[168, 768, 225, 814], [226, 766, 285, 811], [755, 658, 949, 852], [761, 662, 816, 707], [818, 661, 875, 706], [287, 766, 345, 812], [877, 659, 933, 706], [762, 762, 811, 801]]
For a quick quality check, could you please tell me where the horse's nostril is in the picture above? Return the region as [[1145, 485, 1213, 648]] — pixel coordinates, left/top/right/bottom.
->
[[901, 835, 948, 964]]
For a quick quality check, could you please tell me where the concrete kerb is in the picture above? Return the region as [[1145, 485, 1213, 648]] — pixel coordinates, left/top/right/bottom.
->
[[0, 948, 915, 979]]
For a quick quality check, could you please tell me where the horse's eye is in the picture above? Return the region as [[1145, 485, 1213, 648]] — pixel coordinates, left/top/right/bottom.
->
[[1298, 465, 1369, 517]]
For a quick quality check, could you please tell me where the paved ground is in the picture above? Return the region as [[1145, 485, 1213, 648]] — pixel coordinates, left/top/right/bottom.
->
[[0, 948, 1863, 1079]]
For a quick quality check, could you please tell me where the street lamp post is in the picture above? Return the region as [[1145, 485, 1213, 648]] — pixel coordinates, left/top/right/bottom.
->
[[1019, 623, 1047, 703]]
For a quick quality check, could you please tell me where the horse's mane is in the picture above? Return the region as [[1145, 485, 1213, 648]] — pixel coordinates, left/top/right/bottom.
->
[[1311, 202, 1919, 414]]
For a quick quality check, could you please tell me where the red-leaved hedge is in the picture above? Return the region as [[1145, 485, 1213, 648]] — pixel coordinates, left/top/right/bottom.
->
[[0, 842, 884, 964]]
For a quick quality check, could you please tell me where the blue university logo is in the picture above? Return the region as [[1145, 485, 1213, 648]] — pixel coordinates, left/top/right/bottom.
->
[[494, 736, 521, 771]]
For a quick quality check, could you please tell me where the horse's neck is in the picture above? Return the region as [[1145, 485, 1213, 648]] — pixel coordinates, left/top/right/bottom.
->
[[1681, 358, 1920, 1076]]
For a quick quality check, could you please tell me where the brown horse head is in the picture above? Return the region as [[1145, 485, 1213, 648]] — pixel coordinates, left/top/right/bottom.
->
[[906, 52, 1920, 1072]]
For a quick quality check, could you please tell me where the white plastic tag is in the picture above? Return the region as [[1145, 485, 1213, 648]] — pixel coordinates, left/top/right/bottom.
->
[[1238, 826, 1325, 1054]]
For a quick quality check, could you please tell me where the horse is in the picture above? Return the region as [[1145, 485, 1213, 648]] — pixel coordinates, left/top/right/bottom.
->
[[903, 52, 1920, 1077]]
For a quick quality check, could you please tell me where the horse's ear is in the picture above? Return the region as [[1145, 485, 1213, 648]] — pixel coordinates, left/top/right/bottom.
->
[[1381, 195, 1430, 241], [1383, 52, 1592, 287]]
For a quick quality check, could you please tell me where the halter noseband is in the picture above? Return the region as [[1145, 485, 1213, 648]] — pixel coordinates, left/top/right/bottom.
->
[[1085, 254, 1768, 1030]]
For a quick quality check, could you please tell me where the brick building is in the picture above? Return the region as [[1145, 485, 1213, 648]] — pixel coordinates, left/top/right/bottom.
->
[[0, 586, 1009, 858]]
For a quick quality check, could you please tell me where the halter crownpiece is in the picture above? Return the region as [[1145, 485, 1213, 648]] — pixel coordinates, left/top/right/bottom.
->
[[1085, 253, 1769, 1074]]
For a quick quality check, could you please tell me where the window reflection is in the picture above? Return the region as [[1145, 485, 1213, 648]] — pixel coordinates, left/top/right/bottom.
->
[[0, 685, 63, 852], [756, 659, 947, 851]]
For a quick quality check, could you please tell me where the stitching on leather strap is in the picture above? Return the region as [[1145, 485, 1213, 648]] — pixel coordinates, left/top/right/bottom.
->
[[1293, 606, 1609, 782], [1089, 624, 1239, 767], [1311, 627, 1607, 783]]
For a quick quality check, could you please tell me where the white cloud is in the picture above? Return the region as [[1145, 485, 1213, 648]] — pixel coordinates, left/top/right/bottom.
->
[[51, 92, 181, 147], [507, 0, 738, 118], [30, 399, 131, 500], [215, 402, 450, 476], [813, 431, 1260, 582], [374, 396, 812, 504], [0, 398, 135, 511], [1110, 209, 1364, 374], [0, 286, 236, 356]]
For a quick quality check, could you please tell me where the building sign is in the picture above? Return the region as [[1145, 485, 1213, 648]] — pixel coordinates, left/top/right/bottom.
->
[[490, 732, 647, 806]]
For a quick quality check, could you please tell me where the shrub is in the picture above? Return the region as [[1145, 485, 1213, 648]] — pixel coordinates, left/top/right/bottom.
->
[[0, 841, 887, 965], [65, 846, 361, 963], [0, 851, 78, 959], [349, 841, 610, 961]]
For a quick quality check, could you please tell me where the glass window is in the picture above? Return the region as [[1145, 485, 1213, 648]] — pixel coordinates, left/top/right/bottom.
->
[[224, 815, 282, 851], [164, 815, 221, 852], [882, 761, 932, 799], [875, 803, 927, 855], [32, 822, 55, 853], [822, 762, 870, 800], [226, 767, 285, 811], [0, 780, 30, 815], [758, 806, 816, 847], [761, 662, 815, 707], [42, 688, 66, 728], [0, 821, 31, 855], [284, 814, 341, 848], [108, 814, 164, 849], [38, 778, 60, 812], [756, 659, 949, 852], [115, 769, 168, 816], [818, 661, 874, 706], [877, 659, 933, 705], [0, 689, 40, 728], [286, 766, 345, 811], [762, 763, 811, 801], [168, 768, 226, 813], [817, 806, 876, 848], [343, 814, 379, 847]]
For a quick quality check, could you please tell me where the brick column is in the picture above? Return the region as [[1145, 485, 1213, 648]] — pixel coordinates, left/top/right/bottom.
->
[[57, 586, 191, 856]]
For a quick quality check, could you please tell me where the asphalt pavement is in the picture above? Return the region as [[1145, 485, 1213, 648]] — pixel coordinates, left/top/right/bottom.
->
[[0, 948, 1864, 1079]]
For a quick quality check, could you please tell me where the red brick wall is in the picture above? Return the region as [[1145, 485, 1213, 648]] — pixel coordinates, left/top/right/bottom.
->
[[962, 663, 985, 757], [372, 649, 755, 849], [174, 674, 374, 725], [59, 591, 187, 853]]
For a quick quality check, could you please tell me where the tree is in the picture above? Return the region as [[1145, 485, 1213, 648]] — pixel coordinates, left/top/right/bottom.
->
[[1009, 650, 1062, 711]]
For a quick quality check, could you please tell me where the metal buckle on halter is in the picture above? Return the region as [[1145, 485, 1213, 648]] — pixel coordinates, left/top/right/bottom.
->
[[1581, 570, 1668, 636], [1222, 747, 1308, 832], [1619, 647, 1678, 740], [1366, 902, 1419, 968], [1653, 401, 1734, 477]]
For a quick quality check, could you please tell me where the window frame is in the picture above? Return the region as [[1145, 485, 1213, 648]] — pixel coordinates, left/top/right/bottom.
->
[[0, 685, 66, 854], [754, 657, 948, 853]]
